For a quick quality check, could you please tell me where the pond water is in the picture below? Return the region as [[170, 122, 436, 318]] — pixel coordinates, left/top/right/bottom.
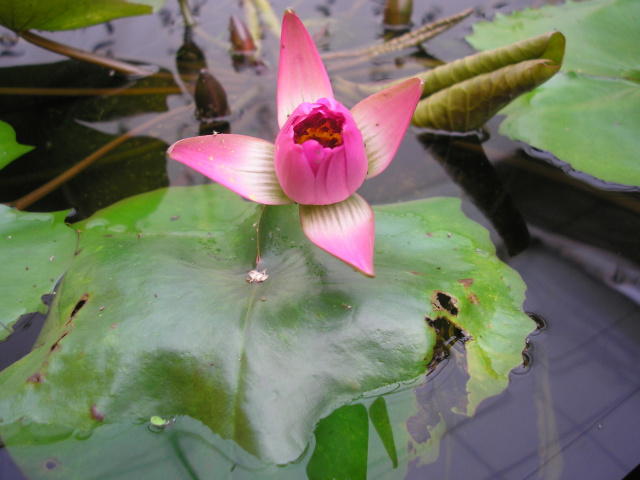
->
[[1, 0, 639, 479]]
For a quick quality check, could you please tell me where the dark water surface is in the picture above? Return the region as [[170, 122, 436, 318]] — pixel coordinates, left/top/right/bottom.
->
[[1, 0, 639, 478]]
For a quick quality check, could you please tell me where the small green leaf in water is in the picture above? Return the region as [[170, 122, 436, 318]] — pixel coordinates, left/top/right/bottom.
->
[[369, 397, 398, 468], [149, 416, 168, 428], [307, 404, 369, 480], [0, 120, 33, 170]]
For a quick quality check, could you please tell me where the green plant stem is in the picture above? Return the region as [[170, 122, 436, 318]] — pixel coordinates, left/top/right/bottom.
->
[[250, 0, 280, 36], [10, 104, 192, 211], [321, 8, 473, 61], [17, 30, 152, 77], [178, 0, 196, 29]]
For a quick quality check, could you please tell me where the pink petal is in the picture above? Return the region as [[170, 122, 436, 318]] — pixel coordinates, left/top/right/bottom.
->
[[350, 78, 422, 179], [167, 134, 292, 205], [274, 99, 367, 205], [277, 10, 333, 129], [300, 194, 375, 277]]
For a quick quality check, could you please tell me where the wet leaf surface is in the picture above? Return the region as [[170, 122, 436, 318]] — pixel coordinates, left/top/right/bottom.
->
[[0, 184, 532, 475], [0, 206, 76, 341]]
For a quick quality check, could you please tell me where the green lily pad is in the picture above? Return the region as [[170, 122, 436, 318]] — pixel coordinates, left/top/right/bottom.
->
[[467, 0, 640, 188], [0, 120, 33, 170], [0, 206, 77, 341], [0, 0, 166, 31], [0, 185, 532, 475]]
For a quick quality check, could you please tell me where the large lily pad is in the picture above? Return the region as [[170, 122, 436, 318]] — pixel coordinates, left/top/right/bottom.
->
[[0, 206, 76, 341], [0, 0, 166, 31], [0, 185, 532, 475], [467, 0, 640, 188]]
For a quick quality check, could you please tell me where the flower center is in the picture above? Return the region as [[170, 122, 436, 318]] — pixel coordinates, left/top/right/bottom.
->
[[293, 110, 344, 148]]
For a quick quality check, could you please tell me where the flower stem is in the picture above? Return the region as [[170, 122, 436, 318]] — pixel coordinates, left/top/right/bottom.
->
[[178, 0, 197, 29], [249, 0, 281, 36], [17, 30, 153, 77]]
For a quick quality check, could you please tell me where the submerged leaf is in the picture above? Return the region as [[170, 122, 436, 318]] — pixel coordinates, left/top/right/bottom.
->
[[0, 62, 176, 216]]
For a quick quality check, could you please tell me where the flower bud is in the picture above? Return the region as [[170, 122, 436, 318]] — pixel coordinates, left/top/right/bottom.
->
[[229, 14, 257, 54], [195, 68, 230, 121], [274, 98, 368, 205]]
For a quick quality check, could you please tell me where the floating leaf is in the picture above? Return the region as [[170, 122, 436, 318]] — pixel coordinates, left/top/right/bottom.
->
[[306, 404, 369, 479], [0, 120, 33, 170], [467, 0, 640, 187], [369, 397, 398, 468], [0, 184, 532, 475], [0, 206, 77, 341], [468, 0, 639, 79], [496, 73, 640, 187], [0, 0, 166, 31]]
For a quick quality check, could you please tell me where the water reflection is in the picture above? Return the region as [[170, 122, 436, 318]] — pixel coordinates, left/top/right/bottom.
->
[[418, 131, 531, 256]]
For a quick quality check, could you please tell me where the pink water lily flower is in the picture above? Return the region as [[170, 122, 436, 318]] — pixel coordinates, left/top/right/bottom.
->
[[167, 10, 421, 277]]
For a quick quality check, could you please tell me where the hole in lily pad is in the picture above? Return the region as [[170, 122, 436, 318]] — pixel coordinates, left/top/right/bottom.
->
[[425, 316, 471, 373], [43, 457, 60, 471], [69, 293, 89, 319], [431, 291, 459, 316]]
